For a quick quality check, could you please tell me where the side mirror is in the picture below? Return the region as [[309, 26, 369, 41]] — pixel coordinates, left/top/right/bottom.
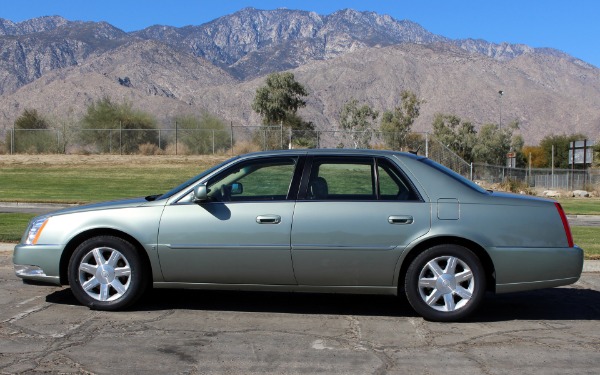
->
[[231, 182, 243, 195], [193, 184, 208, 202]]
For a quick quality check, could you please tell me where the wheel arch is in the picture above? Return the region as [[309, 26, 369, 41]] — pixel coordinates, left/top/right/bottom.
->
[[59, 228, 152, 285], [398, 236, 496, 293]]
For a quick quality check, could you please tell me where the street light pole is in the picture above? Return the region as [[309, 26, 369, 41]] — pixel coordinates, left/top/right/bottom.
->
[[498, 90, 504, 128]]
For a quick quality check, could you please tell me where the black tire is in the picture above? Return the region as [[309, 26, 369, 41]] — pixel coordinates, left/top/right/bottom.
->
[[68, 236, 147, 311], [405, 245, 485, 322]]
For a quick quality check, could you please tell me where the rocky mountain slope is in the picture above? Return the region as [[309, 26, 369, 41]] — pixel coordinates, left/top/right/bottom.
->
[[0, 8, 598, 144]]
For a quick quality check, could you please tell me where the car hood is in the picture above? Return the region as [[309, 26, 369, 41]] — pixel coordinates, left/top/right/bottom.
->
[[46, 197, 160, 217]]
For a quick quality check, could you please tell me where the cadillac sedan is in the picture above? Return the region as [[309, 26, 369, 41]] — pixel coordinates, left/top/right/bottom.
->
[[13, 149, 583, 321]]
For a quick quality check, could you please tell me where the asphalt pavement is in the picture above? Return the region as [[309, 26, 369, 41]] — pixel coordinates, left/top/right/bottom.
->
[[0, 250, 599, 374]]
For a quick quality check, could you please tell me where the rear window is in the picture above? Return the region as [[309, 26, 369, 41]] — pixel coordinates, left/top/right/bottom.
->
[[419, 159, 489, 194]]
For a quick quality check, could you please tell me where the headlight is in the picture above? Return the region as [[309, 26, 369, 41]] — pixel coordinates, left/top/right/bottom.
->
[[24, 216, 50, 245]]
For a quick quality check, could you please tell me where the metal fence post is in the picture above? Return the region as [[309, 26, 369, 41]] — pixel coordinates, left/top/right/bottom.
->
[[317, 131, 320, 149], [280, 123, 283, 150], [230, 123, 234, 155], [425, 133, 429, 158], [10, 127, 14, 155], [119, 121, 122, 155]]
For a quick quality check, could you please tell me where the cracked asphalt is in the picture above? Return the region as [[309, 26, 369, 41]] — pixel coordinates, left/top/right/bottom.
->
[[1, 250, 599, 375]]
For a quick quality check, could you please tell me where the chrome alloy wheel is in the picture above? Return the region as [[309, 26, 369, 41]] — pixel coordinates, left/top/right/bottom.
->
[[417, 255, 474, 312], [78, 247, 132, 302]]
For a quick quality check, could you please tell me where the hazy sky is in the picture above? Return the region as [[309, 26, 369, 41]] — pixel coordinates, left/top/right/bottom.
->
[[2, 0, 599, 68]]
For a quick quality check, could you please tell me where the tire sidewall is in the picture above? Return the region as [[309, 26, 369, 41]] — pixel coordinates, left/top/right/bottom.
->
[[68, 236, 145, 311], [405, 244, 485, 322]]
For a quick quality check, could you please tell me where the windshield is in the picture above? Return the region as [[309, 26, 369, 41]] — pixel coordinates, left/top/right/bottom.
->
[[419, 158, 489, 194], [156, 156, 240, 200]]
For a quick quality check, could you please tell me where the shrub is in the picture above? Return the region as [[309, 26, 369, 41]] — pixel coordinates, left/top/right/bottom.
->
[[231, 140, 261, 155], [138, 143, 163, 155], [499, 178, 534, 194], [81, 96, 159, 154], [174, 113, 231, 155], [165, 142, 190, 155], [11, 109, 58, 153]]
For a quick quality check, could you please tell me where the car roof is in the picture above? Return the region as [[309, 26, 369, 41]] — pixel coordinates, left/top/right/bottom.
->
[[237, 148, 426, 161]]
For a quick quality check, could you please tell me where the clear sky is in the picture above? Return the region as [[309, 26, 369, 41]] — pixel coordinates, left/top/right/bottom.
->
[[2, 0, 599, 68]]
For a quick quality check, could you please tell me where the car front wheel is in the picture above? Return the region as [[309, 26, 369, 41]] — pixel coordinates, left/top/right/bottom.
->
[[405, 245, 485, 321], [68, 236, 146, 310]]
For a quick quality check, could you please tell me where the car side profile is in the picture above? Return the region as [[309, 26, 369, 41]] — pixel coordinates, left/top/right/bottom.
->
[[13, 149, 583, 321]]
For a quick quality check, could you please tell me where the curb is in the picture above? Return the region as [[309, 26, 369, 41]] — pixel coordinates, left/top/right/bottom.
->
[[0, 202, 76, 209]]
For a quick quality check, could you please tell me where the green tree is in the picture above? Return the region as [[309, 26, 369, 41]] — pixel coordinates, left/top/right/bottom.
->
[[432, 114, 477, 161], [252, 72, 310, 150], [11, 109, 57, 153], [252, 72, 308, 125], [339, 99, 379, 149], [81, 96, 158, 154], [471, 122, 518, 165], [285, 113, 317, 148], [175, 113, 231, 154], [380, 90, 422, 150], [539, 133, 588, 168]]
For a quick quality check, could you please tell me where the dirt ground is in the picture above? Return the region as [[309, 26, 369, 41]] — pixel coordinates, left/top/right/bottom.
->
[[0, 154, 231, 167]]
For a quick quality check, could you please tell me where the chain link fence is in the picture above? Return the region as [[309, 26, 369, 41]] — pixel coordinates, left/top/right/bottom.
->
[[1, 126, 596, 191], [472, 163, 599, 191], [1, 125, 436, 155]]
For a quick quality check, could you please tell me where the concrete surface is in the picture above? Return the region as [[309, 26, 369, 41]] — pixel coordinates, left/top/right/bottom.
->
[[567, 214, 600, 227], [0, 202, 75, 215], [1, 251, 599, 374]]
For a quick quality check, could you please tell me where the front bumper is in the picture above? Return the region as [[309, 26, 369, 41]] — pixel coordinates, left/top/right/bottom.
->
[[12, 243, 64, 286], [14, 264, 60, 285]]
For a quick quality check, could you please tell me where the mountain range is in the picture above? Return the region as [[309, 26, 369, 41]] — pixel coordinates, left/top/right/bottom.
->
[[0, 8, 598, 144]]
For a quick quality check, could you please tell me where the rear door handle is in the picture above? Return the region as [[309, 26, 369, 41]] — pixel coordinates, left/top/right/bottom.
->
[[388, 215, 413, 225], [256, 215, 281, 224]]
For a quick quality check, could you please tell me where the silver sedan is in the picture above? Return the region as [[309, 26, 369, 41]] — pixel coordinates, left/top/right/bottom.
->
[[13, 149, 583, 321]]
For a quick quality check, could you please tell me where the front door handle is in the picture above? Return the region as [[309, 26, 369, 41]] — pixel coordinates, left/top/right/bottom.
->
[[388, 215, 413, 225], [256, 215, 281, 224]]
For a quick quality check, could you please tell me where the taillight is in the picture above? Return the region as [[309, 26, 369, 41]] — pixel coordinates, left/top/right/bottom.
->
[[554, 202, 574, 248]]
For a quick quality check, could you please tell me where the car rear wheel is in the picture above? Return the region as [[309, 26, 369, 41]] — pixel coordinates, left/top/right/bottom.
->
[[405, 245, 485, 321], [68, 236, 146, 311]]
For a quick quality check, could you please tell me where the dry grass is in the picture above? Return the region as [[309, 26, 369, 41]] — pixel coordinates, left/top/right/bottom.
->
[[0, 153, 229, 167]]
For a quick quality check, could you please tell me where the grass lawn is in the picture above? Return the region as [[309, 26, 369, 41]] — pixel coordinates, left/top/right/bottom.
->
[[0, 155, 227, 203], [0, 213, 35, 243], [572, 226, 600, 260], [558, 198, 600, 215]]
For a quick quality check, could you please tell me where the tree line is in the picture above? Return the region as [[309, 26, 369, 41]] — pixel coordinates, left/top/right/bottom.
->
[[3, 72, 598, 168], [251, 72, 597, 168], [4, 97, 231, 154]]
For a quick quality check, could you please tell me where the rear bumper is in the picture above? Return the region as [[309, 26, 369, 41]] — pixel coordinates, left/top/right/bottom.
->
[[490, 245, 584, 293]]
